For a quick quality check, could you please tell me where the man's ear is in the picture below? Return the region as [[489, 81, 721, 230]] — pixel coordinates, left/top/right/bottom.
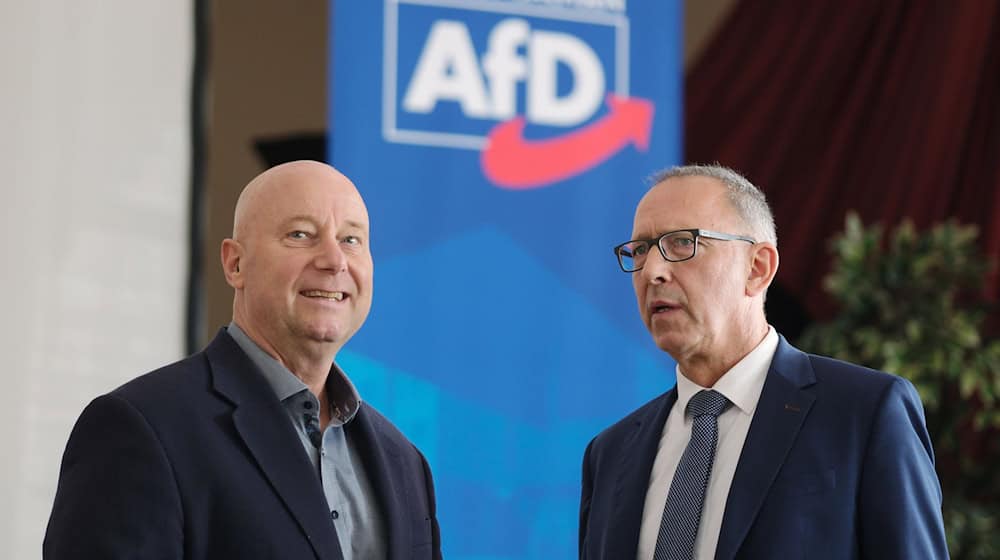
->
[[221, 238, 245, 289], [746, 242, 778, 298]]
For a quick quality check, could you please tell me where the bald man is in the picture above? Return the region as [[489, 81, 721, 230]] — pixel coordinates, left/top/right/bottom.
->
[[45, 161, 442, 560]]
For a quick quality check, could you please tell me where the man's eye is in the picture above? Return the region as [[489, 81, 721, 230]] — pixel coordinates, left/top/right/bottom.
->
[[343, 235, 361, 246], [633, 243, 649, 256], [288, 231, 310, 240]]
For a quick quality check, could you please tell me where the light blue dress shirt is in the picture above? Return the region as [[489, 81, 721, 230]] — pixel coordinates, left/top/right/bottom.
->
[[228, 322, 386, 560]]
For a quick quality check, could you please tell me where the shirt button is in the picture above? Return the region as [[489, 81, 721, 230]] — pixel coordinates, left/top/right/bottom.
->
[[331, 510, 340, 520]]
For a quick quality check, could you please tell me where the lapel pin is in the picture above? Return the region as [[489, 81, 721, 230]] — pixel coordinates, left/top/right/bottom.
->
[[784, 403, 801, 412]]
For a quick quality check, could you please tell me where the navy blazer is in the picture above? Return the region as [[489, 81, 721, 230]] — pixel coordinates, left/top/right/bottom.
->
[[45, 330, 442, 559], [580, 336, 948, 559]]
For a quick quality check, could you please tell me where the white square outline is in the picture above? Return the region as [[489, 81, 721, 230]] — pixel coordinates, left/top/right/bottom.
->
[[382, 0, 629, 151]]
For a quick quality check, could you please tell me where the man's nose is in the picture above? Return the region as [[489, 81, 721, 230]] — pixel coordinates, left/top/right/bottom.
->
[[314, 236, 348, 272], [640, 250, 673, 284]]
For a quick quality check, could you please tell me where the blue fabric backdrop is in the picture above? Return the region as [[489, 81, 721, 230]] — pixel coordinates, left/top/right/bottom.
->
[[330, 1, 681, 557]]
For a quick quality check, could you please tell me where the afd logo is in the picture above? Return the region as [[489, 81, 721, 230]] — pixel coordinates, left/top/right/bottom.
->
[[383, 0, 654, 189]]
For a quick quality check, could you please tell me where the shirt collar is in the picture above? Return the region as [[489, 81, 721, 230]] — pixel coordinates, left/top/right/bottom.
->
[[674, 326, 778, 416], [226, 322, 362, 424]]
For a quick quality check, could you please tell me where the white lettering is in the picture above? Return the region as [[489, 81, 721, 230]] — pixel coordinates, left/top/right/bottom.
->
[[481, 19, 530, 120], [402, 18, 608, 127], [510, 0, 626, 13], [402, 20, 491, 118], [527, 31, 604, 126]]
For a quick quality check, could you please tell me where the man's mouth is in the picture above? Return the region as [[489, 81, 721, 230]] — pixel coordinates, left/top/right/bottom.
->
[[301, 290, 346, 301], [650, 301, 680, 315]]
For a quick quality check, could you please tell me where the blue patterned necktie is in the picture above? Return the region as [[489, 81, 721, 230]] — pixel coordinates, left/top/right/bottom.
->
[[653, 389, 732, 560]]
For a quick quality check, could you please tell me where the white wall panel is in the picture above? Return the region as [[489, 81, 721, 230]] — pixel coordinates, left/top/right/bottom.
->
[[0, 2, 190, 557]]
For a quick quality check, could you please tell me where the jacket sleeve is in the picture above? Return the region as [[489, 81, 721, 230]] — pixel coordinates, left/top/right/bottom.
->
[[579, 438, 595, 560], [859, 376, 949, 559], [44, 393, 184, 559], [418, 449, 443, 560]]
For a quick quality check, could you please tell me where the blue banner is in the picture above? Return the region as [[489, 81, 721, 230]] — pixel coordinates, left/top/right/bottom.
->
[[331, 1, 681, 557]]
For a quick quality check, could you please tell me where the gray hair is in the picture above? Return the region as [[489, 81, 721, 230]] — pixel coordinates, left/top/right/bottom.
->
[[648, 164, 777, 246]]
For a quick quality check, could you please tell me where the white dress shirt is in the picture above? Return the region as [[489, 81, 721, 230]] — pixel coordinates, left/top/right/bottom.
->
[[636, 327, 779, 560]]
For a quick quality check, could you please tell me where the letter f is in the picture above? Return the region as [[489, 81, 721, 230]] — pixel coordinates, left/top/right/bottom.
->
[[482, 18, 530, 120]]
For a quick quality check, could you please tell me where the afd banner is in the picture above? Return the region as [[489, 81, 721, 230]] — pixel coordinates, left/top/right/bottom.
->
[[330, 1, 680, 557]]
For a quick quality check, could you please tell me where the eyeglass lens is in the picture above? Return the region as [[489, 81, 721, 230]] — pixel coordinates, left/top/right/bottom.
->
[[619, 230, 697, 271]]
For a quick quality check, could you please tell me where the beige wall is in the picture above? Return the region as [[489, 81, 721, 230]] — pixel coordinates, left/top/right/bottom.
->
[[201, 0, 327, 344], [686, 0, 739, 66], [199, 0, 737, 340]]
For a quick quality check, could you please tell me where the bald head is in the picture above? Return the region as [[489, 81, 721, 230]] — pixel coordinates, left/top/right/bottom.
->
[[233, 160, 365, 241]]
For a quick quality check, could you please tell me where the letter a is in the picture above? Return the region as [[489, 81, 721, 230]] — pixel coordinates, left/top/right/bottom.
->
[[402, 20, 491, 118]]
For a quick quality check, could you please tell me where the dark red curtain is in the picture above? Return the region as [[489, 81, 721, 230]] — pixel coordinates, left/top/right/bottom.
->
[[685, 1, 1000, 321]]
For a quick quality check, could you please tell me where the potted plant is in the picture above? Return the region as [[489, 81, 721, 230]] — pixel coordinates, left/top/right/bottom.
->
[[798, 212, 1000, 559]]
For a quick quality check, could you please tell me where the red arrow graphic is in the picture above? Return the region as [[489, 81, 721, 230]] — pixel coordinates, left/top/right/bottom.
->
[[480, 93, 654, 189]]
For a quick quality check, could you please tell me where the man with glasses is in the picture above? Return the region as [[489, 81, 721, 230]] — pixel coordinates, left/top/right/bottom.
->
[[579, 165, 947, 559]]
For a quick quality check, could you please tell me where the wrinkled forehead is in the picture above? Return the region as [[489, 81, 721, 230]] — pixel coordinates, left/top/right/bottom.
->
[[274, 179, 368, 223], [632, 176, 736, 237], [238, 168, 370, 236]]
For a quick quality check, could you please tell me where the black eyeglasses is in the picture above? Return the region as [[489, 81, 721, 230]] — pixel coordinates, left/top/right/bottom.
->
[[613, 228, 756, 272]]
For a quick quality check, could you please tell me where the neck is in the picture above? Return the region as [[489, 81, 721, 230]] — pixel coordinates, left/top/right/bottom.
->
[[276, 349, 333, 397], [232, 318, 336, 399], [677, 319, 770, 388]]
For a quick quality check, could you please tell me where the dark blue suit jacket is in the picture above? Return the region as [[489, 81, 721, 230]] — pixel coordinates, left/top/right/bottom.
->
[[45, 330, 441, 559], [580, 336, 948, 559]]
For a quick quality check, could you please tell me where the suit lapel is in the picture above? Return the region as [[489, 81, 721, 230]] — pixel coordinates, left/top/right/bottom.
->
[[348, 406, 410, 560], [606, 390, 677, 559], [715, 337, 816, 560], [206, 331, 344, 560]]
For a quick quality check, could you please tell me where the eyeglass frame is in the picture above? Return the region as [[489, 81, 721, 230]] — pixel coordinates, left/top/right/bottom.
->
[[613, 228, 756, 272]]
